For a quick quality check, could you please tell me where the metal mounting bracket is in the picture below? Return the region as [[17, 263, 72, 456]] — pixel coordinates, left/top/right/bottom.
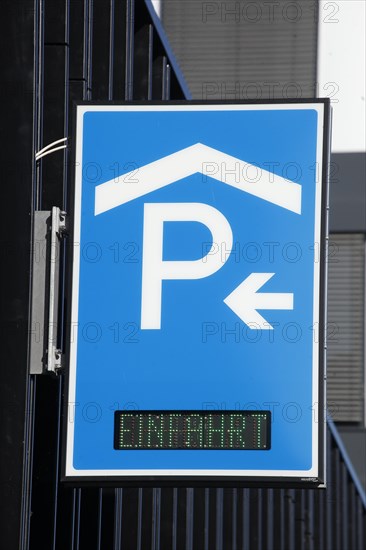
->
[[29, 207, 67, 374]]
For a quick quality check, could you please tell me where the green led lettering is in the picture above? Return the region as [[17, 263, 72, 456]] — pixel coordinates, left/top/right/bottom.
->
[[185, 414, 203, 448], [227, 414, 246, 448], [206, 414, 225, 448], [115, 411, 269, 450], [119, 414, 135, 448], [146, 414, 164, 448], [168, 414, 180, 448]]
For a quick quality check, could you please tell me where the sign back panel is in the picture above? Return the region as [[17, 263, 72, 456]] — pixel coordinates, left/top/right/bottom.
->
[[64, 101, 329, 485]]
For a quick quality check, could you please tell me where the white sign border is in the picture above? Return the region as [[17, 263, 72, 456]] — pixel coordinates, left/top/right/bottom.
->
[[64, 102, 327, 482]]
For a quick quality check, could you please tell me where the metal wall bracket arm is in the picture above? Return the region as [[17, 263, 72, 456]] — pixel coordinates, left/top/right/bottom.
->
[[47, 207, 67, 373], [29, 207, 68, 374]]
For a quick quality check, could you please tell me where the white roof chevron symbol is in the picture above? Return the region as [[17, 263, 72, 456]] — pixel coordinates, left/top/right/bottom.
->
[[94, 143, 302, 215]]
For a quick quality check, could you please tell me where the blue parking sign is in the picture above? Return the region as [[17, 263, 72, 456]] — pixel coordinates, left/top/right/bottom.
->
[[64, 102, 329, 485]]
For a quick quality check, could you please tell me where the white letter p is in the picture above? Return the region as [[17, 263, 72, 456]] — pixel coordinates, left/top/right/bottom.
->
[[141, 203, 233, 329]]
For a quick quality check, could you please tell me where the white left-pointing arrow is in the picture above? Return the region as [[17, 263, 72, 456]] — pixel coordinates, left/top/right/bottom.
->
[[224, 273, 294, 330]]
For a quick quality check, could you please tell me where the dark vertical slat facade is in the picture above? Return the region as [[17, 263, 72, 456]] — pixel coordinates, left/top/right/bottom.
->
[[1, 1, 365, 549], [1, 1, 35, 548]]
